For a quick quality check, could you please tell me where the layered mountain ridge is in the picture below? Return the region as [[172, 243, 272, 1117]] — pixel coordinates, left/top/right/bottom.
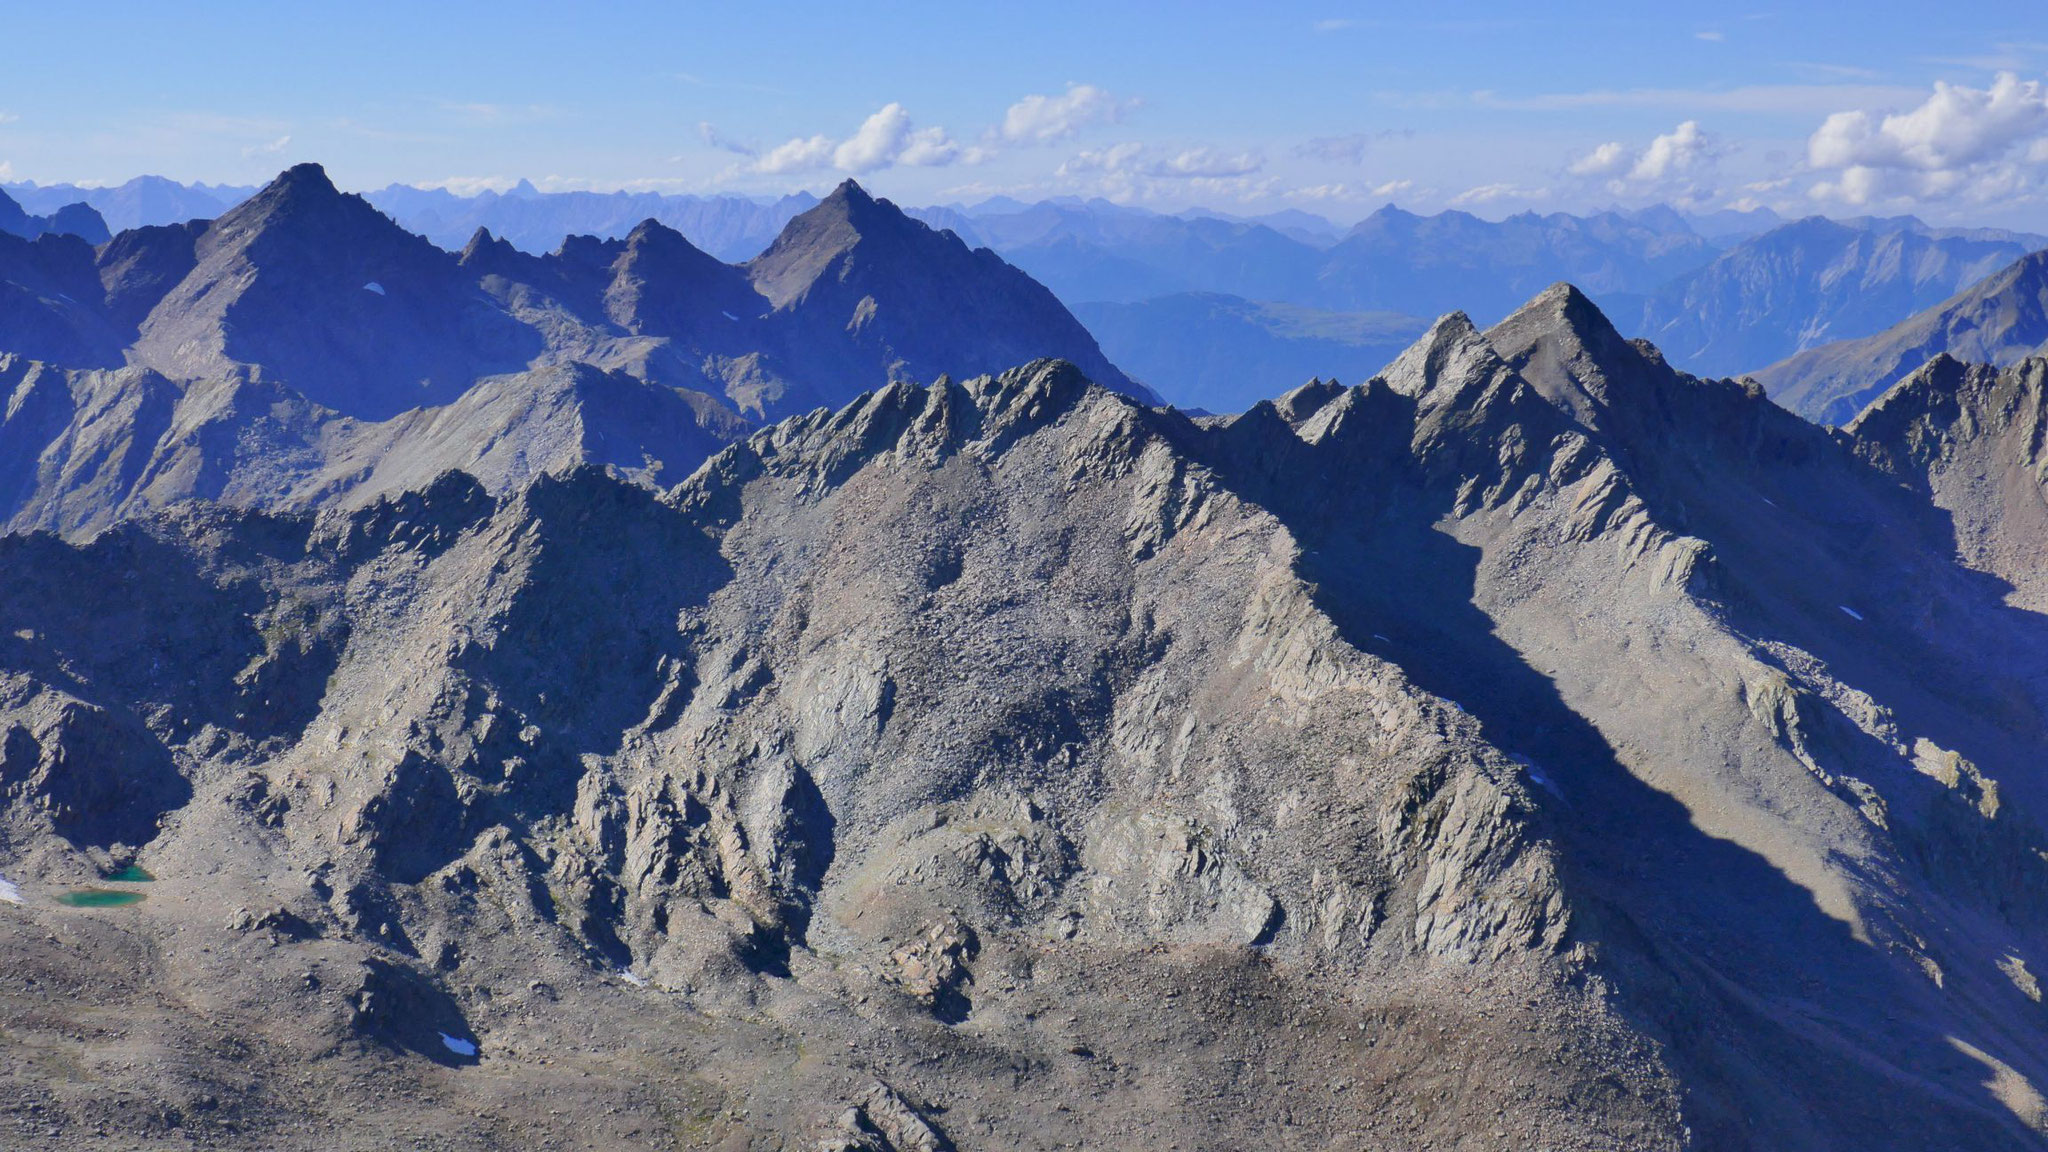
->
[[19, 169, 2046, 412], [4, 271, 2048, 1148], [1759, 249, 2048, 424], [0, 164, 1149, 534]]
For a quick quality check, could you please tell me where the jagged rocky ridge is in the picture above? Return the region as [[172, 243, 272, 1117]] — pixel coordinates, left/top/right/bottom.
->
[[3, 287, 2048, 1148], [0, 164, 1148, 535]]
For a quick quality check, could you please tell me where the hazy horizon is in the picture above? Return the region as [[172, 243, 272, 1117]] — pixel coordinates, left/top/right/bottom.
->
[[4, 2, 2048, 230]]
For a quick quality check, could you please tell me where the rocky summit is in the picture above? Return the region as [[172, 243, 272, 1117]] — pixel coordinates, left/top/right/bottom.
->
[[2, 262, 2048, 1150]]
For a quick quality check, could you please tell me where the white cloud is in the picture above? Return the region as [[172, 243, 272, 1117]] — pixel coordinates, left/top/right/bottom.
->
[[1148, 147, 1262, 178], [1631, 120, 1712, 180], [1450, 182, 1548, 206], [755, 103, 972, 176], [241, 134, 292, 159], [1569, 140, 1631, 177], [0, 111, 18, 125], [757, 134, 836, 174], [1001, 84, 1122, 143], [0, 162, 11, 180], [1565, 121, 1718, 202], [1287, 183, 1354, 201], [1467, 83, 1924, 115], [419, 175, 520, 195], [1058, 141, 1146, 176], [1372, 179, 1415, 198], [1695, 30, 1726, 43], [1807, 72, 2048, 206], [834, 104, 919, 172], [1055, 142, 1272, 204]]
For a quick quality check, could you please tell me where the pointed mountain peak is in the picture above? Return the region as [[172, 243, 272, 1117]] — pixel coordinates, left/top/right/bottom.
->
[[1274, 377, 1345, 427], [458, 226, 522, 271], [614, 218, 736, 286], [1844, 353, 1974, 437], [1481, 283, 1643, 422], [625, 216, 679, 242], [621, 218, 716, 264], [1380, 311, 1501, 399], [747, 178, 938, 308], [266, 162, 343, 202], [803, 178, 911, 235], [215, 162, 373, 240], [1487, 282, 1626, 357], [823, 178, 879, 211]]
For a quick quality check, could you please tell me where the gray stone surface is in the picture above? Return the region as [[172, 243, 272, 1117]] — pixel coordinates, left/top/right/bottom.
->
[[2, 282, 2047, 1147]]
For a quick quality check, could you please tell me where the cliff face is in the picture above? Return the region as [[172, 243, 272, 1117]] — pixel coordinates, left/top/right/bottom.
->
[[4, 279, 2048, 1147]]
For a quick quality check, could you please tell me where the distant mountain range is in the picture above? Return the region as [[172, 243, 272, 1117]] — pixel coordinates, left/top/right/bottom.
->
[[0, 186, 110, 246], [5, 175, 246, 234], [0, 164, 1143, 534], [1756, 248, 2048, 424], [11, 173, 2048, 415], [1629, 215, 2047, 383]]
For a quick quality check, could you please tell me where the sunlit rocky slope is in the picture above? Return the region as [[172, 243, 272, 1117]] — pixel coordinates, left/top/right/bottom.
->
[[3, 281, 2048, 1148]]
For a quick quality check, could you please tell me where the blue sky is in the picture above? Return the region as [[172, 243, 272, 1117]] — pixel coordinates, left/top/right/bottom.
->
[[7, 1, 2048, 225]]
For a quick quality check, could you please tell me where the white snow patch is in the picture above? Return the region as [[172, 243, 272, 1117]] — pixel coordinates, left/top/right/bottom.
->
[[1761, 497, 1776, 507], [438, 1032, 477, 1057], [0, 874, 21, 904], [363, 282, 386, 295], [1839, 606, 1864, 621], [619, 968, 647, 987], [1509, 754, 1565, 798], [721, 311, 738, 321], [1371, 634, 1390, 643]]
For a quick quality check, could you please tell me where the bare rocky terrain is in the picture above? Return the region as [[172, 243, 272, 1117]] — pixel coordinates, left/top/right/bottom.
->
[[1, 263, 2048, 1149]]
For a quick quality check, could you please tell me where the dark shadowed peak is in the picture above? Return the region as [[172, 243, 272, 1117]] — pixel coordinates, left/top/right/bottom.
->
[[746, 179, 920, 309], [0, 186, 30, 236], [96, 219, 210, 332], [129, 162, 539, 419], [1843, 353, 1973, 442], [736, 179, 1151, 410], [606, 217, 766, 334], [459, 226, 504, 262], [1273, 377, 1345, 426], [620, 217, 727, 274], [241, 162, 347, 217]]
